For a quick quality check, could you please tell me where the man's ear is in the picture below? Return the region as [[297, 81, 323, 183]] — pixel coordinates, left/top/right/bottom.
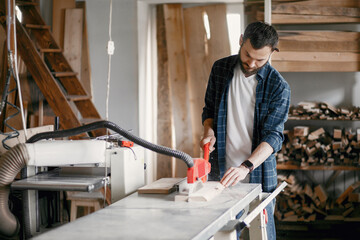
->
[[239, 34, 243, 46]]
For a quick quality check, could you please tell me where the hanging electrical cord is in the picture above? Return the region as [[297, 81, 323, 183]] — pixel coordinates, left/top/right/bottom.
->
[[0, 0, 28, 149], [104, 0, 114, 208], [105, 0, 114, 121]]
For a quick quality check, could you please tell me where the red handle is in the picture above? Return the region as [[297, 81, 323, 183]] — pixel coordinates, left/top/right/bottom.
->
[[203, 142, 210, 161]]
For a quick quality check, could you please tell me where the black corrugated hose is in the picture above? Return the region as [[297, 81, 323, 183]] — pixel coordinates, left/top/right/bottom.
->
[[26, 120, 194, 168]]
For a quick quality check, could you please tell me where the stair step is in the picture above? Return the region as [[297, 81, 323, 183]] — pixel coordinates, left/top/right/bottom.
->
[[25, 24, 50, 29], [81, 118, 102, 125], [66, 95, 91, 102], [16, 1, 38, 6], [52, 72, 77, 77], [40, 48, 62, 53]]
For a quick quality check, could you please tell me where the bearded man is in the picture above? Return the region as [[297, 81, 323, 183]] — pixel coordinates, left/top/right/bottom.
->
[[200, 21, 291, 240]]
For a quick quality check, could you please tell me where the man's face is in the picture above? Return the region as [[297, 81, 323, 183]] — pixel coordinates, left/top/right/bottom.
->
[[239, 37, 273, 77]]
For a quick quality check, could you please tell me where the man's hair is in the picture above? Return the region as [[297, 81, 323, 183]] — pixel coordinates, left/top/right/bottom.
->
[[243, 21, 279, 51]]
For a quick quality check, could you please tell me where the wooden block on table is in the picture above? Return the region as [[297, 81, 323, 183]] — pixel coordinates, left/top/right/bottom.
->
[[174, 181, 225, 202], [137, 178, 183, 194]]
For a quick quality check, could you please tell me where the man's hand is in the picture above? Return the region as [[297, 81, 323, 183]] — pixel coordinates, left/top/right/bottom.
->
[[200, 118, 216, 152], [220, 166, 249, 187]]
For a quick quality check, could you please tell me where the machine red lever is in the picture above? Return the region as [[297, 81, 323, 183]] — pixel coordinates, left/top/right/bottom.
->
[[203, 142, 210, 161], [186, 142, 211, 184]]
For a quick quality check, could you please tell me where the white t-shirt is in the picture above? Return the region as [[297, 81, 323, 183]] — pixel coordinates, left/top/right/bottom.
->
[[226, 64, 257, 174]]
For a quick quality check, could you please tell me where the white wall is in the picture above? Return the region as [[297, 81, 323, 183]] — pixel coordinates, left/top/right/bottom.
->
[[85, 0, 139, 135]]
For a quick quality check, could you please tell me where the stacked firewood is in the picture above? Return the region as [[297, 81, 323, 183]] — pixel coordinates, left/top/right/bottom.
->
[[288, 102, 360, 120], [276, 126, 360, 167], [276, 174, 360, 222]]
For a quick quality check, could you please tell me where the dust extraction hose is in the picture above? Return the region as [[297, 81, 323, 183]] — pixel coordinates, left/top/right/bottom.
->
[[0, 144, 28, 238], [27, 120, 194, 168]]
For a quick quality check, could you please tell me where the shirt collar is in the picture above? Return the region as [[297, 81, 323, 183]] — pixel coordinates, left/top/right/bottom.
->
[[234, 54, 270, 84], [256, 62, 270, 83]]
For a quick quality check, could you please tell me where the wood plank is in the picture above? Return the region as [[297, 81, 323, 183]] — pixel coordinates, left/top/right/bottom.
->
[[275, 0, 360, 8], [278, 31, 360, 42], [183, 4, 230, 158], [137, 178, 183, 194], [52, 0, 75, 48], [63, 8, 83, 83], [272, 4, 360, 17], [76, 1, 92, 98], [174, 181, 225, 202], [156, 5, 174, 179], [278, 31, 360, 52], [268, 13, 360, 24], [164, 4, 194, 178], [272, 51, 360, 62], [278, 40, 360, 52], [272, 61, 360, 72]]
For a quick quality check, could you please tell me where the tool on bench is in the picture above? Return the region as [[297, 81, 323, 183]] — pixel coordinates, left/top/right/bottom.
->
[[178, 142, 211, 196]]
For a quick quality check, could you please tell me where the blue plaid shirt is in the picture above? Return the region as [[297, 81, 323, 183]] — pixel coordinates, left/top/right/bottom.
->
[[202, 55, 290, 192]]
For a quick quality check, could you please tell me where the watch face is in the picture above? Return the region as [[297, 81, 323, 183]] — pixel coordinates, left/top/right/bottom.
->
[[242, 160, 254, 172]]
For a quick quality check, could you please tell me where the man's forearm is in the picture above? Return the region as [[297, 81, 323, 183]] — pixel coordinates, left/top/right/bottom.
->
[[247, 142, 273, 169], [203, 118, 214, 131]]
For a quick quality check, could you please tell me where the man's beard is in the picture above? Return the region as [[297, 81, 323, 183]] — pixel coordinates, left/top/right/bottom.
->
[[238, 48, 268, 77]]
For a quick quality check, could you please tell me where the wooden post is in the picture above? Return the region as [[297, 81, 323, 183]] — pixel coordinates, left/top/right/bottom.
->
[[156, 5, 174, 179], [163, 4, 194, 177]]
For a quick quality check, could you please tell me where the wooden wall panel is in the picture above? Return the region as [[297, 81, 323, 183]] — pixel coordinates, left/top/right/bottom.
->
[[183, 4, 230, 157], [278, 31, 360, 52], [63, 8, 83, 82], [52, 0, 76, 48], [76, 1, 92, 98], [156, 5, 174, 179], [163, 4, 193, 177]]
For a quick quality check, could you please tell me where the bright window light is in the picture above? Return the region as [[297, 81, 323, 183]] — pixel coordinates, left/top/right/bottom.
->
[[15, 6, 22, 22], [202, 11, 211, 40], [227, 13, 241, 55]]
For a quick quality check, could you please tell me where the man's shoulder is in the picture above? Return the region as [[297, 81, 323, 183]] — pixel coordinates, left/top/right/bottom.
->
[[260, 63, 289, 89], [213, 55, 238, 68]]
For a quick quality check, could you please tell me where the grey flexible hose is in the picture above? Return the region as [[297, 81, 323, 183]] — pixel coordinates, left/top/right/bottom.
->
[[27, 120, 194, 168], [0, 144, 29, 238]]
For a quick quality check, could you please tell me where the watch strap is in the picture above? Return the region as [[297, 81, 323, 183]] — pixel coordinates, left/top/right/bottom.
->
[[241, 160, 254, 173]]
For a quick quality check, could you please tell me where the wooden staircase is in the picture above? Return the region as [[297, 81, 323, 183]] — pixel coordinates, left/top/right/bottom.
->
[[0, 0, 106, 137]]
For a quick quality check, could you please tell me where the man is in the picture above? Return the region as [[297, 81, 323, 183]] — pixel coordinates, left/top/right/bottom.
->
[[200, 21, 290, 239]]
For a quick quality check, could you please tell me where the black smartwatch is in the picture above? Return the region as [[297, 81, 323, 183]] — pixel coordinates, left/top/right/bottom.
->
[[241, 160, 254, 173]]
